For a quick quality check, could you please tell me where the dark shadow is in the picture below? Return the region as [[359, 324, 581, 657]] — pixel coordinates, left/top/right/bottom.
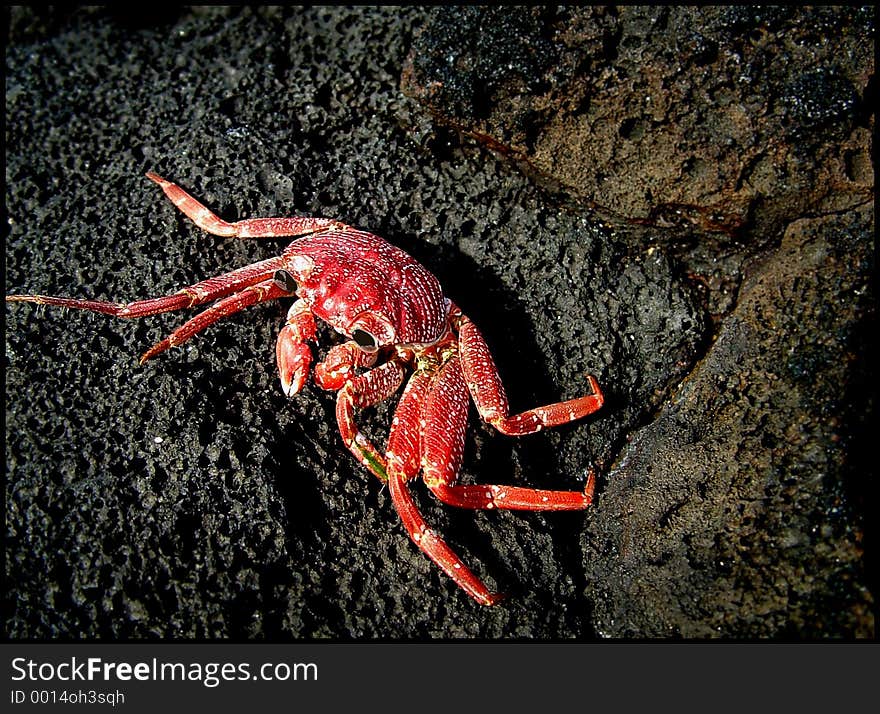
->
[[377, 235, 598, 609], [835, 303, 876, 620]]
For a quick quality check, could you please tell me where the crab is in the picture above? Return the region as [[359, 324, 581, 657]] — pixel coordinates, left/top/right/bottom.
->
[[6, 173, 605, 605]]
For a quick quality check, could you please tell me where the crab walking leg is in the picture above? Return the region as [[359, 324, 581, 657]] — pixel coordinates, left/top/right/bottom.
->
[[147, 173, 346, 239], [385, 369, 434, 479], [4, 294, 128, 316], [140, 278, 291, 362], [386, 367, 504, 606], [431, 464, 598, 510], [335, 359, 407, 480], [456, 311, 604, 437], [421, 356, 595, 510], [6, 256, 286, 320], [388, 475, 504, 606]]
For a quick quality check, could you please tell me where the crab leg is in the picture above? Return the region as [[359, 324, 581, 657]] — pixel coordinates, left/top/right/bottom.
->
[[421, 355, 595, 509], [147, 172, 346, 239], [429, 465, 597, 510], [388, 475, 504, 606], [314, 342, 378, 391], [456, 312, 604, 437], [140, 278, 291, 362], [8, 168, 340, 316], [334, 358, 406, 480], [7, 259, 292, 367], [386, 366, 504, 606], [5, 256, 285, 318]]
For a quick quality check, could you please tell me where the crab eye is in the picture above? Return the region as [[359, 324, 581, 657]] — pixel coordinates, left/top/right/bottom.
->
[[273, 269, 296, 294], [351, 328, 379, 353]]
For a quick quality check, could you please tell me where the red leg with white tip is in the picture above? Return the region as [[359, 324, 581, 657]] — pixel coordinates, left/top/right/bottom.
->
[[456, 311, 604, 436], [147, 172, 345, 239]]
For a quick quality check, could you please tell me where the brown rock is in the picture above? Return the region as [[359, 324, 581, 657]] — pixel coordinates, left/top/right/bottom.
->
[[402, 6, 873, 240], [583, 204, 874, 637]]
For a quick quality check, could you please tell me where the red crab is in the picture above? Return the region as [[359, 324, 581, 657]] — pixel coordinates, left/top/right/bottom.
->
[[6, 173, 605, 605]]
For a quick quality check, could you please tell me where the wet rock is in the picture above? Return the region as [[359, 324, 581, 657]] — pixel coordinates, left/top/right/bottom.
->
[[402, 6, 874, 240], [5, 6, 874, 640], [584, 204, 874, 637]]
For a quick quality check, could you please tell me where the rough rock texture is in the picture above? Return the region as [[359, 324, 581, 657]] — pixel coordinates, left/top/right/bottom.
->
[[402, 6, 873, 240], [4, 7, 874, 639], [403, 6, 875, 638], [585, 205, 874, 637]]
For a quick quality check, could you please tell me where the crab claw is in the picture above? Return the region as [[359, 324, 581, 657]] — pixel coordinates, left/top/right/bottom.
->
[[314, 342, 377, 391], [276, 325, 312, 397], [314, 343, 355, 390]]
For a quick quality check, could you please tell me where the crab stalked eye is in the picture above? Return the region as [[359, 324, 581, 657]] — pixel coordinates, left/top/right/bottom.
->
[[348, 310, 395, 351], [273, 269, 297, 294], [351, 328, 379, 353]]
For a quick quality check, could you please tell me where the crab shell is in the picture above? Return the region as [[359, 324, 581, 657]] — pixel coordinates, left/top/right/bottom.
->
[[282, 231, 448, 349], [6, 172, 605, 606]]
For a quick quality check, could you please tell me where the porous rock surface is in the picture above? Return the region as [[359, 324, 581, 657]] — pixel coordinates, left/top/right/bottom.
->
[[403, 6, 874, 638], [5, 6, 873, 638]]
